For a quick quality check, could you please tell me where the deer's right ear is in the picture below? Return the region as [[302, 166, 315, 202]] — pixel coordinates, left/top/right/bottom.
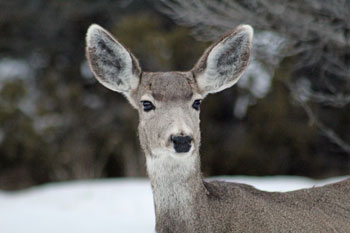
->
[[192, 25, 253, 96], [86, 24, 141, 101]]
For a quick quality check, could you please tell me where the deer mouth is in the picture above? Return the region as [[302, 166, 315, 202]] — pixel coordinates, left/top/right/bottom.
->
[[174, 143, 191, 153]]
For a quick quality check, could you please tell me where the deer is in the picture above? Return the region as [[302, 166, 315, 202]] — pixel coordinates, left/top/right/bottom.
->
[[85, 24, 350, 233]]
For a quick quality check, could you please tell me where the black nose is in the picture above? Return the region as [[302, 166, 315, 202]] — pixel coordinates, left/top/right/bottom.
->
[[171, 135, 193, 153]]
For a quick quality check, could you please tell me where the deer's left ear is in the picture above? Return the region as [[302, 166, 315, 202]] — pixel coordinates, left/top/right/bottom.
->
[[192, 25, 253, 95]]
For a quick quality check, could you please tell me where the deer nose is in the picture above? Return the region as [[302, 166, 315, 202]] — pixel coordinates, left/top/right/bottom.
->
[[170, 135, 193, 153]]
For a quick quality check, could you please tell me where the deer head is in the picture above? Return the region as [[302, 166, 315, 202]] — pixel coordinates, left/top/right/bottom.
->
[[86, 24, 253, 169]]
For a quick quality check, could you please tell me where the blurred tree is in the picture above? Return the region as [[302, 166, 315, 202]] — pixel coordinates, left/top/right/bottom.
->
[[113, 13, 209, 71], [0, 78, 51, 188], [159, 0, 350, 174], [159, 0, 350, 154], [0, 0, 348, 190], [0, 0, 153, 189], [0, 0, 208, 189]]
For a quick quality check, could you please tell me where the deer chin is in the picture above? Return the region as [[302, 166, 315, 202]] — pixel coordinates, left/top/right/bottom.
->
[[147, 147, 199, 181]]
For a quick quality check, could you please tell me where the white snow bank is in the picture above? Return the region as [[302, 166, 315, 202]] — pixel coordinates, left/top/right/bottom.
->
[[0, 176, 348, 233]]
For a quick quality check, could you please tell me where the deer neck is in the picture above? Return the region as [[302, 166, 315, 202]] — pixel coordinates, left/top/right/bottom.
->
[[146, 150, 209, 230]]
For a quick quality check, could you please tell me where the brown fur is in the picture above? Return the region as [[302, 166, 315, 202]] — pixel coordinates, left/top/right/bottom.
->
[[198, 179, 350, 232], [151, 159, 350, 233], [85, 24, 350, 233], [137, 72, 194, 102]]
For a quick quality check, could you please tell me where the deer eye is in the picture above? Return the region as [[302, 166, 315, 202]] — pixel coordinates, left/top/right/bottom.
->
[[141, 101, 155, 112], [192, 99, 201, 111]]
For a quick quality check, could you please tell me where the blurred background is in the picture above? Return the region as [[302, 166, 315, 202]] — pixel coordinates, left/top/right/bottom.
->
[[0, 0, 349, 190]]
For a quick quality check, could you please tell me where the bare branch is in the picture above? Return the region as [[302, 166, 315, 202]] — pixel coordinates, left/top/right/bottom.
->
[[289, 81, 350, 154], [158, 0, 350, 154]]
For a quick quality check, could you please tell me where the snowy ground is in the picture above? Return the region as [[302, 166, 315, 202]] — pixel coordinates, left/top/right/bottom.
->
[[0, 176, 348, 233]]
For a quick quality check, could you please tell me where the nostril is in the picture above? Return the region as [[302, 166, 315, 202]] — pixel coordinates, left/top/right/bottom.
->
[[171, 135, 193, 144], [170, 135, 193, 153]]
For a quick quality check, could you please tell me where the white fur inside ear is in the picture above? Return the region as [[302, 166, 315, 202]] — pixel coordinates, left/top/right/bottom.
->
[[197, 25, 253, 94], [86, 24, 139, 93]]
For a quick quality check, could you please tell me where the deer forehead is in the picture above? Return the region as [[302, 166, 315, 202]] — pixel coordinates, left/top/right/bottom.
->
[[137, 72, 200, 102]]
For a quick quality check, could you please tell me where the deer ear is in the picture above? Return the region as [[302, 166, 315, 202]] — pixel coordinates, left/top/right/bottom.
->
[[86, 24, 141, 98], [192, 25, 253, 95]]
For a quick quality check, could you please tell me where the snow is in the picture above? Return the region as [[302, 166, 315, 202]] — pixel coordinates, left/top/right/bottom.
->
[[0, 176, 348, 233]]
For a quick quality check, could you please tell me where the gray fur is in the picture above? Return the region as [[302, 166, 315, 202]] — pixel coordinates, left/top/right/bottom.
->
[[85, 24, 350, 233], [152, 175, 350, 233], [86, 24, 141, 94], [137, 72, 195, 102], [193, 25, 253, 95]]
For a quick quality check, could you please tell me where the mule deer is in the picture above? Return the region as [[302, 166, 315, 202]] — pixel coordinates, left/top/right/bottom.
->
[[86, 24, 350, 233]]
